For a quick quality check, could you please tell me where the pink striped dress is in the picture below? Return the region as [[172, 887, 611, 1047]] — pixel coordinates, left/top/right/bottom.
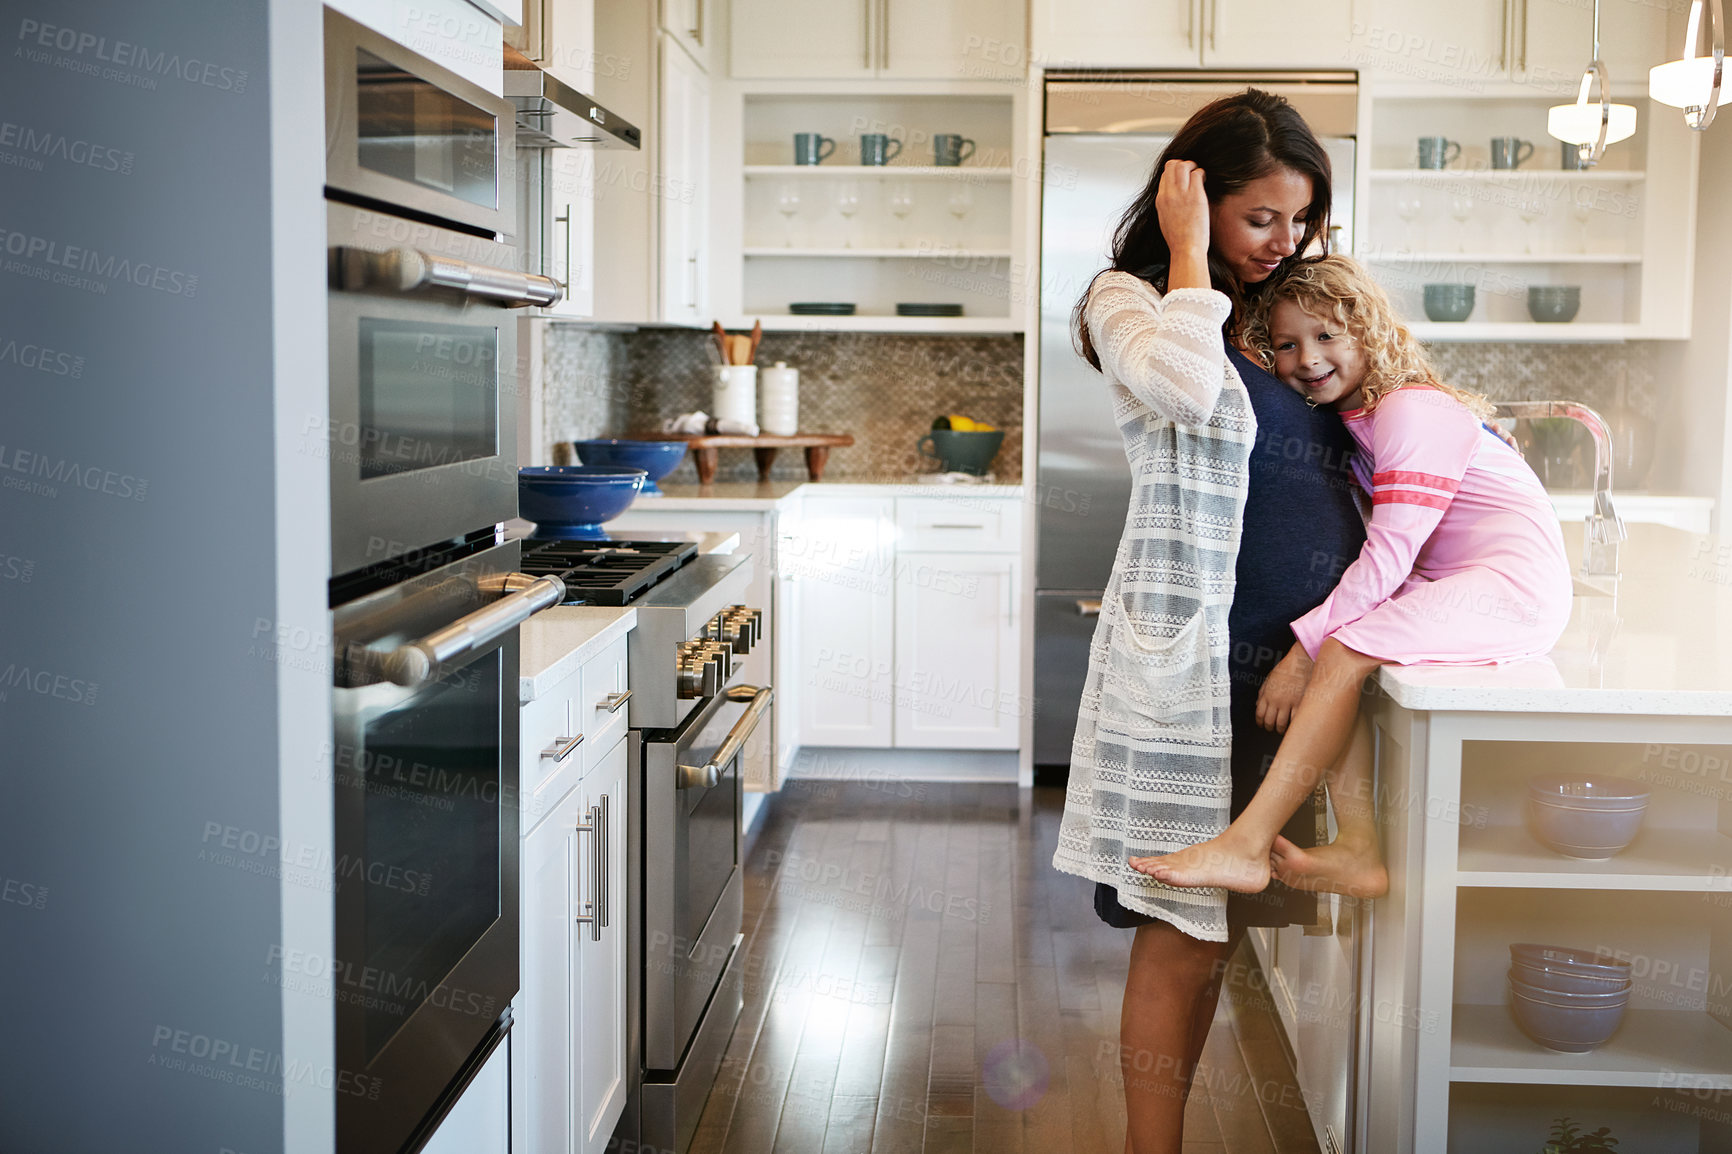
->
[[1291, 385, 1573, 665]]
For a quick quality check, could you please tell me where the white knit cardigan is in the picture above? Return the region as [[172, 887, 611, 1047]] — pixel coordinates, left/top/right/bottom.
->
[[1050, 272, 1256, 942]]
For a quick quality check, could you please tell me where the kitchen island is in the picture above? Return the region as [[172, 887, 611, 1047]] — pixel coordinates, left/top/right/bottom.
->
[[1287, 523, 1732, 1154]]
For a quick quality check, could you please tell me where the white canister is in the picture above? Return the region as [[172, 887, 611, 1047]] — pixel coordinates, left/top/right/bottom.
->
[[713, 365, 758, 428], [759, 361, 799, 436]]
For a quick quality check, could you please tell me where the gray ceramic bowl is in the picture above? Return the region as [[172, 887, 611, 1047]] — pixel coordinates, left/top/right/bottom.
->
[[1510, 960, 1631, 995], [1525, 775, 1650, 859], [1508, 981, 1628, 1052], [1509, 943, 1631, 979], [1528, 285, 1582, 323], [1423, 283, 1476, 322], [1508, 973, 1631, 1003]]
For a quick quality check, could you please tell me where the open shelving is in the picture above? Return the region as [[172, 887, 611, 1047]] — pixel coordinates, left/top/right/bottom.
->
[[1360, 93, 1697, 340], [717, 85, 1027, 332]]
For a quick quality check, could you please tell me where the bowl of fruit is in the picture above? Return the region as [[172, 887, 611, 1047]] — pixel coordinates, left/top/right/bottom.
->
[[918, 414, 1003, 476]]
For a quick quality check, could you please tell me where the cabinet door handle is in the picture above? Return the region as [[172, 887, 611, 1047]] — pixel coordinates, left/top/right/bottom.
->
[[1185, 0, 1195, 47], [880, 0, 890, 70], [1498, 0, 1509, 70], [554, 207, 571, 294], [930, 523, 984, 530], [1208, 0, 1218, 52], [597, 792, 611, 929], [542, 733, 584, 762], [574, 800, 603, 942], [690, 0, 703, 46], [598, 689, 633, 713], [1517, 0, 1529, 73], [863, 0, 872, 68]]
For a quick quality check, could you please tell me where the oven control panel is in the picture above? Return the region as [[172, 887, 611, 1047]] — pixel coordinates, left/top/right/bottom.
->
[[675, 604, 762, 699]]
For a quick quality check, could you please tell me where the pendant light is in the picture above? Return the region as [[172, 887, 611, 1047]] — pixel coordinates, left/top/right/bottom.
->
[[1650, 0, 1727, 130], [1547, 0, 1638, 165]]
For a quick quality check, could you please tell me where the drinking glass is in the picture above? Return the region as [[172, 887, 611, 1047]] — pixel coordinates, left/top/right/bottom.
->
[[835, 182, 861, 248], [1396, 194, 1424, 250], [775, 183, 801, 247], [888, 182, 915, 248], [1572, 191, 1594, 253], [947, 185, 973, 225], [1449, 194, 1474, 252], [1516, 197, 1545, 254]]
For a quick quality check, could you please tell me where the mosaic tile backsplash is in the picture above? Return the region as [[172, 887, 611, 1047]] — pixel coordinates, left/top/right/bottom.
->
[[542, 326, 1668, 489], [543, 326, 1025, 483]]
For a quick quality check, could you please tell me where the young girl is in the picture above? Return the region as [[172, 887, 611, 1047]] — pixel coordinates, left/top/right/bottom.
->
[[1134, 254, 1574, 898]]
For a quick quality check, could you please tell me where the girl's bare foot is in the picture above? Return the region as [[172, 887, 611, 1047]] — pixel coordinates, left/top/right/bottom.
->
[[1128, 832, 1272, 893], [1269, 834, 1389, 899]]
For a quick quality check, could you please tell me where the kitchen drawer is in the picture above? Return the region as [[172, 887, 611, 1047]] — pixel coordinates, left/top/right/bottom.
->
[[894, 496, 1021, 554], [521, 634, 631, 834], [578, 633, 630, 774]]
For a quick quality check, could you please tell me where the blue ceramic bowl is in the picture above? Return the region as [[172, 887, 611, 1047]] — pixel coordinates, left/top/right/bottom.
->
[[570, 439, 688, 496], [1525, 775, 1650, 859], [1508, 979, 1628, 1053], [518, 466, 647, 540], [1510, 960, 1631, 995], [1508, 943, 1631, 979]]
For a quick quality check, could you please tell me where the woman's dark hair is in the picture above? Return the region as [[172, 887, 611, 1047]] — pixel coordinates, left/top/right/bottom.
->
[[1073, 88, 1333, 368]]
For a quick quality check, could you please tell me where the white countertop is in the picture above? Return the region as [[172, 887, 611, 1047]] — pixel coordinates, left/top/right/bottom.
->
[[1379, 522, 1732, 715], [630, 479, 1026, 510], [516, 528, 741, 702]]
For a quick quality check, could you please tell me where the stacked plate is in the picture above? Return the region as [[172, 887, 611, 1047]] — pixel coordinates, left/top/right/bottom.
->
[[789, 302, 855, 316], [1525, 775, 1649, 859], [1507, 943, 1632, 1053], [896, 302, 963, 317]]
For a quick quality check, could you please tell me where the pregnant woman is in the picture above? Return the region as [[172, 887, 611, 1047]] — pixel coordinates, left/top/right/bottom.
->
[[1049, 91, 1365, 1153]]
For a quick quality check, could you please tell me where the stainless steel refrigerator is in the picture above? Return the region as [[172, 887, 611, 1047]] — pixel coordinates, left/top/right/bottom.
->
[[1033, 72, 1360, 769]]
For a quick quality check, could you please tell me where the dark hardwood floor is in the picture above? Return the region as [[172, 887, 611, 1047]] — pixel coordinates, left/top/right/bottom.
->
[[688, 782, 1324, 1154]]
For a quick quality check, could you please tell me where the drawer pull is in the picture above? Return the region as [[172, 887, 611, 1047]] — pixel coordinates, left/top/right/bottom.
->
[[597, 690, 633, 714], [541, 733, 584, 763], [929, 523, 985, 530]]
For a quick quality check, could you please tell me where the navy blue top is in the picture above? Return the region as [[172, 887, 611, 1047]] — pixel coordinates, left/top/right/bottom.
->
[[1225, 344, 1366, 683]]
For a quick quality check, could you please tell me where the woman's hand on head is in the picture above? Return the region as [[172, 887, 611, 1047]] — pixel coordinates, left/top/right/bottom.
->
[[1156, 160, 1212, 291]]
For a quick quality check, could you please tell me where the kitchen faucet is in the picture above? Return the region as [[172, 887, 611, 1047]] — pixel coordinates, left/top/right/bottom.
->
[[1496, 401, 1627, 585]]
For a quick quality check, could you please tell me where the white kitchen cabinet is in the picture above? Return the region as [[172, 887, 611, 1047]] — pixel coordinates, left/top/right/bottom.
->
[[892, 551, 1018, 749], [516, 645, 628, 1154], [785, 496, 897, 748], [881, 0, 1025, 79], [781, 492, 1024, 752], [510, 0, 597, 94], [1358, 0, 1672, 94], [575, 742, 627, 1154], [659, 0, 712, 73], [1031, 0, 1354, 69], [544, 147, 596, 319], [729, 0, 874, 79], [421, 1036, 511, 1154], [731, 0, 1023, 79], [658, 34, 711, 326]]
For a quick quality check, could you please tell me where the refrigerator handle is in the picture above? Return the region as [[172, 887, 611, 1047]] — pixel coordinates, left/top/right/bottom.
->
[[1075, 598, 1102, 617]]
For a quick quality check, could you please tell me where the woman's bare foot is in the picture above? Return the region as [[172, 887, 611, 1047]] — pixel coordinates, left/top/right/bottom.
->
[[1128, 832, 1272, 893], [1269, 834, 1389, 899]]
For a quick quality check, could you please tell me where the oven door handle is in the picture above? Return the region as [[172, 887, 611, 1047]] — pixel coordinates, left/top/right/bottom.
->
[[337, 245, 564, 308], [369, 573, 566, 688], [676, 684, 773, 791]]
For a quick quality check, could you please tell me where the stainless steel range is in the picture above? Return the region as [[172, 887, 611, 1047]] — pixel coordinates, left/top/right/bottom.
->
[[523, 539, 770, 1154]]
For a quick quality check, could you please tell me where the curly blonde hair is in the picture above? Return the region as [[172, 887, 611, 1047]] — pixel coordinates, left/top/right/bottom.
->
[[1243, 255, 1496, 421]]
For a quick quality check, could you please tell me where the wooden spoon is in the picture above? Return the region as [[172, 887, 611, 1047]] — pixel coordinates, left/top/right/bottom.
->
[[711, 320, 729, 363], [748, 319, 763, 364]]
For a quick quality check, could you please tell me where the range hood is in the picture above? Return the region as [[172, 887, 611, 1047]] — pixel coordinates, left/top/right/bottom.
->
[[504, 47, 640, 151]]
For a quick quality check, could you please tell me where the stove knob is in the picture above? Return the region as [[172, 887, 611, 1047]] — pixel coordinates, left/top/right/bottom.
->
[[719, 614, 753, 655], [700, 641, 733, 682], [677, 650, 708, 699], [731, 606, 763, 648]]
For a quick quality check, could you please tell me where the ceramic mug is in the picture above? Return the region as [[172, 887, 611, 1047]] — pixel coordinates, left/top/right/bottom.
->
[[860, 133, 903, 166], [1492, 137, 1536, 169], [793, 133, 836, 166], [1417, 136, 1461, 170], [1560, 140, 1590, 170], [933, 134, 977, 166]]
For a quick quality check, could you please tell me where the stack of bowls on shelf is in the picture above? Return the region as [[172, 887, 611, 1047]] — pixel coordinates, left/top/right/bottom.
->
[[1507, 943, 1632, 1053], [1525, 774, 1650, 859]]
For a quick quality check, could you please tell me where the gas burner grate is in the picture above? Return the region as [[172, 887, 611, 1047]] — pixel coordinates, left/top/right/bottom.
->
[[520, 539, 699, 605]]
